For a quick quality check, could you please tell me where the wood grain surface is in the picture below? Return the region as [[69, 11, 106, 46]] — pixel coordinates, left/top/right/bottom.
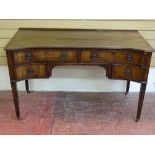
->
[[5, 28, 154, 52]]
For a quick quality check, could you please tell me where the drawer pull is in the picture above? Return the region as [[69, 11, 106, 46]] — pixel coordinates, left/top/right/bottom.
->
[[124, 68, 131, 76], [26, 52, 32, 60], [60, 52, 67, 60], [127, 54, 133, 61], [91, 53, 97, 60], [27, 68, 33, 74]]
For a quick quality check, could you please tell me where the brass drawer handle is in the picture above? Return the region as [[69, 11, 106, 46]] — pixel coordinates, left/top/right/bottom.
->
[[60, 52, 67, 60], [124, 68, 131, 76], [127, 54, 133, 61], [91, 53, 97, 60], [27, 68, 33, 74], [26, 52, 32, 60]]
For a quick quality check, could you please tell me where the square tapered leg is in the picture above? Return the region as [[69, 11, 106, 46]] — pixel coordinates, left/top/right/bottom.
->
[[11, 82, 20, 118], [136, 82, 147, 121], [125, 80, 130, 95], [25, 80, 30, 94]]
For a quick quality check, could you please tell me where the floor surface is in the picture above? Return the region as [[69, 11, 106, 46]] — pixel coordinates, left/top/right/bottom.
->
[[0, 91, 155, 135]]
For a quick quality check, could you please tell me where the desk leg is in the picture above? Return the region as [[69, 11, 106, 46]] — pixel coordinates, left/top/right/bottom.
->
[[25, 80, 30, 94], [11, 82, 20, 118], [125, 80, 130, 95], [136, 82, 147, 121]]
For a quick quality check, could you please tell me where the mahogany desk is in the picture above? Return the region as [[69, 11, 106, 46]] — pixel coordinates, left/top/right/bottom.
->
[[5, 28, 154, 121]]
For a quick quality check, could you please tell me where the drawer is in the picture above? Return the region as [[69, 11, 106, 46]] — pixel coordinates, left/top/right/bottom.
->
[[13, 49, 78, 64], [114, 50, 151, 66], [81, 50, 113, 62], [14, 64, 48, 80], [81, 49, 151, 66], [111, 64, 149, 82]]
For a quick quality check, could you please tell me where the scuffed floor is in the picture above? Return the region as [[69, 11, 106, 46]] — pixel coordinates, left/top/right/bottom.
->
[[0, 91, 155, 135]]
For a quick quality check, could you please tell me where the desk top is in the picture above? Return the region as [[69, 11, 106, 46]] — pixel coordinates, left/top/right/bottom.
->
[[5, 28, 154, 52]]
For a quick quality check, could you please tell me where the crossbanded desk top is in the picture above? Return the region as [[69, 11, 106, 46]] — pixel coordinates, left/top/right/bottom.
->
[[5, 28, 154, 52]]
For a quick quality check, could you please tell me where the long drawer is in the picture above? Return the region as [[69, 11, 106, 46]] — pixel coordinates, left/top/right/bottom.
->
[[81, 49, 151, 66], [13, 49, 78, 64]]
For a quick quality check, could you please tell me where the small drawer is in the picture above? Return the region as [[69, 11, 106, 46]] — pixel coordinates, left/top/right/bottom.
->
[[114, 50, 151, 66], [13, 49, 78, 64], [111, 64, 149, 82], [81, 50, 113, 62], [14, 64, 48, 80]]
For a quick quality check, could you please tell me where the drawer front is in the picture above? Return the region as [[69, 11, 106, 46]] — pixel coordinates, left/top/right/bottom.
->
[[81, 50, 151, 66], [81, 50, 113, 62], [14, 64, 48, 80], [111, 64, 149, 82], [114, 50, 150, 66], [14, 49, 78, 64]]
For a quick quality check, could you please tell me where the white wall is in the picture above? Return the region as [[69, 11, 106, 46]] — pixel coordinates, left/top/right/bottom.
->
[[0, 66, 155, 92]]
